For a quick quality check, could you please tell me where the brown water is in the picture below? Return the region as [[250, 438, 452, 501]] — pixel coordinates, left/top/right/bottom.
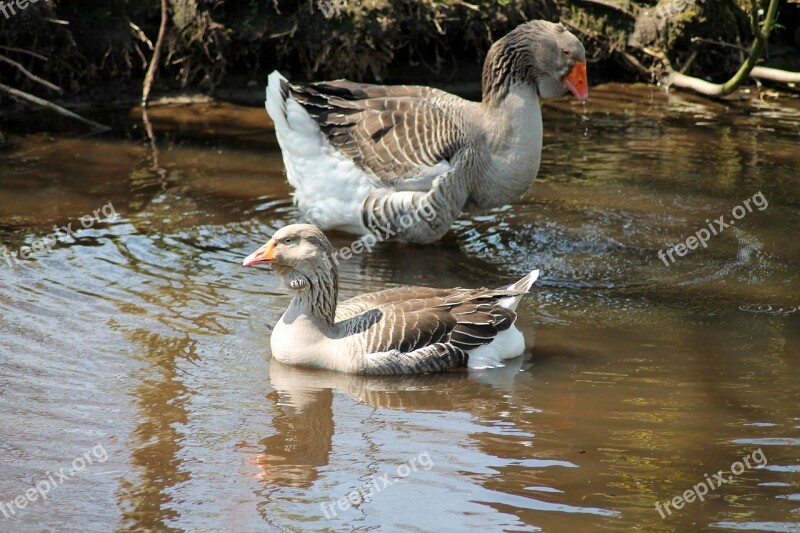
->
[[1, 84, 799, 532]]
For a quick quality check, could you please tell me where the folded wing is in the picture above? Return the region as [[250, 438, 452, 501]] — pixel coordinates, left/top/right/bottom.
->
[[284, 80, 469, 190], [337, 287, 523, 360]]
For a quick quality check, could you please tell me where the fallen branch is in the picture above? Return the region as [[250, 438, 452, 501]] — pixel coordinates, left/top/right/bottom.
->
[[668, 72, 731, 96], [142, 0, 168, 106], [0, 83, 110, 131], [0, 54, 62, 93], [618, 50, 652, 80], [0, 45, 48, 61], [750, 66, 800, 84], [667, 0, 780, 96]]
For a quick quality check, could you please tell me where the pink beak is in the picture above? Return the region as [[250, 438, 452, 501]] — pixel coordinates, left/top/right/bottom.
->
[[242, 239, 276, 267]]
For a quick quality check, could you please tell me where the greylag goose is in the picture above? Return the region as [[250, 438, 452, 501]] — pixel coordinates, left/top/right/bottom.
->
[[265, 20, 587, 244], [242, 224, 539, 374]]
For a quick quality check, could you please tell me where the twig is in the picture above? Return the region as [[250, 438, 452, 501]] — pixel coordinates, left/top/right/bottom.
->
[[142, 0, 168, 107], [0, 45, 48, 61], [129, 21, 154, 50], [0, 83, 110, 131], [668, 73, 729, 96], [618, 50, 651, 79], [690, 37, 749, 53], [0, 54, 62, 93], [267, 21, 298, 40], [679, 49, 698, 74]]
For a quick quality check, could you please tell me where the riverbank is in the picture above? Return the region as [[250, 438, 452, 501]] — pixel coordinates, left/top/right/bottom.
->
[[0, 0, 798, 130]]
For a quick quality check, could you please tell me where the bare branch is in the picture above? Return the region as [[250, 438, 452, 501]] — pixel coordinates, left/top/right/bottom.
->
[[0, 54, 62, 93], [142, 0, 169, 106], [750, 66, 800, 83], [0, 45, 48, 61], [0, 83, 110, 132]]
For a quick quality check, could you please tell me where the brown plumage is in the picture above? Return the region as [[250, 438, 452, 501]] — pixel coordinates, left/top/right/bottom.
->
[[242, 224, 540, 375], [265, 20, 588, 244]]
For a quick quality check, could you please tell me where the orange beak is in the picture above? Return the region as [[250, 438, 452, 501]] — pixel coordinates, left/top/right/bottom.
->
[[562, 61, 588, 100], [242, 239, 276, 267]]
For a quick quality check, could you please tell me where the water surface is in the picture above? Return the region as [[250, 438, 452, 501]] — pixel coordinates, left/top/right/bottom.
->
[[1, 84, 799, 532]]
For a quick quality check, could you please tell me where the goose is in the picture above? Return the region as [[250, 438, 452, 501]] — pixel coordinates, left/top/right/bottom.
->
[[242, 224, 539, 375], [265, 20, 587, 244]]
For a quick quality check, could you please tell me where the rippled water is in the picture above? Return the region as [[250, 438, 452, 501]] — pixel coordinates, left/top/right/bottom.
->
[[1, 84, 799, 532]]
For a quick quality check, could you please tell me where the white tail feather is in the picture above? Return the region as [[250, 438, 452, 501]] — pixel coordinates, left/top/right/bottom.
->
[[265, 71, 374, 233], [468, 269, 539, 368], [497, 269, 539, 311]]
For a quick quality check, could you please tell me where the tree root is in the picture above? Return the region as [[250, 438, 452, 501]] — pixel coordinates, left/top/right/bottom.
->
[[0, 54, 62, 94]]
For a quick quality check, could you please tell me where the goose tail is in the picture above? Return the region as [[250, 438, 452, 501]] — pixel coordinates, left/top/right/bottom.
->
[[496, 269, 539, 311], [265, 71, 289, 124], [504, 269, 540, 293], [467, 269, 539, 369], [264, 70, 373, 233]]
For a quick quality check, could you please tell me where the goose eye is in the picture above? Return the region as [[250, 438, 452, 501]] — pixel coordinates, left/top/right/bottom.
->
[[284, 238, 293, 244], [563, 49, 571, 57]]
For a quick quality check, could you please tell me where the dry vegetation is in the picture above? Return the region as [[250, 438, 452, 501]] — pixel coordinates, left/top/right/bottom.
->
[[0, 0, 797, 115]]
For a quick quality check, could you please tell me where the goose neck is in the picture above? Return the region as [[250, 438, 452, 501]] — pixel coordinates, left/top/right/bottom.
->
[[288, 267, 338, 328], [481, 31, 537, 107]]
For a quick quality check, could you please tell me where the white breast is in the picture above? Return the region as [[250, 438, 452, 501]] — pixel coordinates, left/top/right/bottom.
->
[[270, 303, 364, 373]]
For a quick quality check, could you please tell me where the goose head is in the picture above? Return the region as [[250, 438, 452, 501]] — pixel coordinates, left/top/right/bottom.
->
[[483, 20, 588, 102], [242, 224, 337, 292]]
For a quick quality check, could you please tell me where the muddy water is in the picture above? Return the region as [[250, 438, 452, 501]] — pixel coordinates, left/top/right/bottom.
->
[[0, 85, 798, 532]]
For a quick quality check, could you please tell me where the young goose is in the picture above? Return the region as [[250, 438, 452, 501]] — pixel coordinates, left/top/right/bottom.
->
[[242, 224, 539, 375], [265, 20, 587, 244]]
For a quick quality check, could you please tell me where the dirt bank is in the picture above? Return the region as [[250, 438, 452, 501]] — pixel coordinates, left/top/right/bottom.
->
[[0, 0, 798, 114]]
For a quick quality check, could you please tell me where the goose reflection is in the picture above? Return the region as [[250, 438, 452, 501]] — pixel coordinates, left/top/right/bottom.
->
[[251, 352, 532, 489]]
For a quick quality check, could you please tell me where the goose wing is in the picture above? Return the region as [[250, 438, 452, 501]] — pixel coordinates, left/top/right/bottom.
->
[[337, 287, 524, 361], [284, 79, 470, 190]]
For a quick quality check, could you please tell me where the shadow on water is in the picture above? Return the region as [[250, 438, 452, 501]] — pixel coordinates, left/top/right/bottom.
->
[[0, 84, 798, 531]]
